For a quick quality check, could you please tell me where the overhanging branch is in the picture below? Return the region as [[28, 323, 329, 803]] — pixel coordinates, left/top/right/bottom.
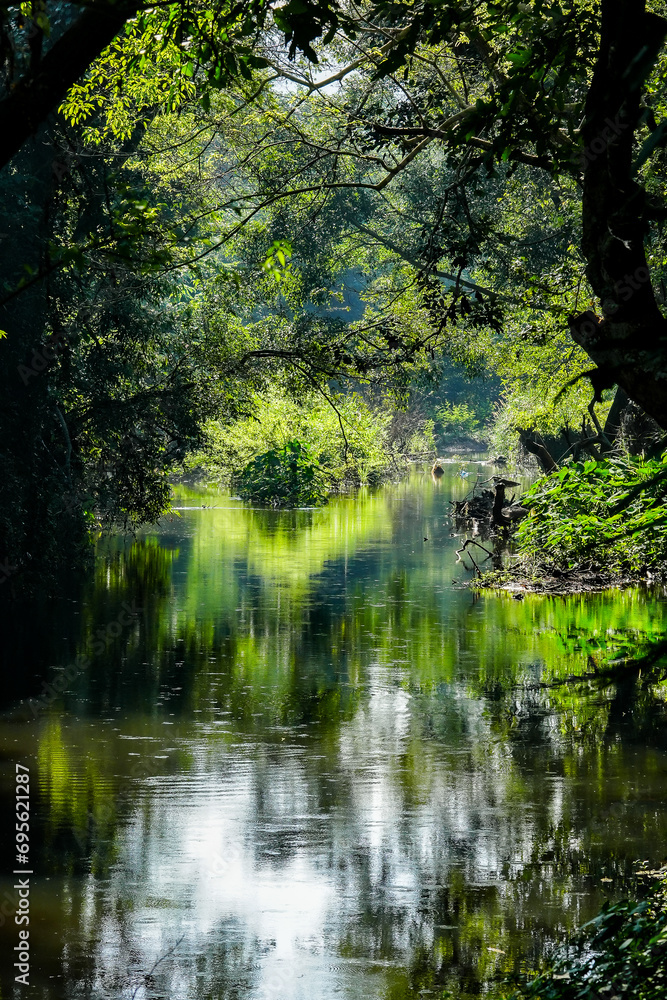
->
[[0, 4, 136, 171]]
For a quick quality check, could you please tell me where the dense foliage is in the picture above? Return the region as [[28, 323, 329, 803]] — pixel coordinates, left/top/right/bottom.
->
[[515, 456, 667, 578], [3, 0, 667, 566], [232, 439, 329, 506], [190, 388, 399, 488], [2, 8, 667, 1000], [507, 878, 667, 1000]]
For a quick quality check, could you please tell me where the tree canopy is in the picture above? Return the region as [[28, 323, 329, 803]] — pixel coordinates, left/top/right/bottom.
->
[[1, 0, 667, 581], [14, 0, 663, 422]]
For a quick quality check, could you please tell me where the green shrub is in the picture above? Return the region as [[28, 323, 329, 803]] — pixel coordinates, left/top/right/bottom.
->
[[403, 417, 436, 455], [516, 455, 667, 574], [436, 401, 482, 439], [187, 388, 396, 489], [506, 879, 667, 1000], [232, 439, 329, 506]]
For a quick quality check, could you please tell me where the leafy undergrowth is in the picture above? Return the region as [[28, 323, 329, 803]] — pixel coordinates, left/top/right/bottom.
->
[[188, 388, 398, 492], [510, 455, 667, 582], [505, 875, 667, 1000], [232, 439, 329, 506]]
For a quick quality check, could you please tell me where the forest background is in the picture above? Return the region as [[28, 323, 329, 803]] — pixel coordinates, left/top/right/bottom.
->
[[1, 0, 667, 579]]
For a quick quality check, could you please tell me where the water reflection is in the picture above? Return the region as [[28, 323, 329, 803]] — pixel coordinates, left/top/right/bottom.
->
[[0, 467, 666, 999]]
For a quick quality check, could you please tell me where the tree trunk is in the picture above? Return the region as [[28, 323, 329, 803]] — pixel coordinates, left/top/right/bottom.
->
[[601, 385, 628, 447], [519, 432, 559, 472], [571, 0, 667, 428], [0, 6, 133, 172]]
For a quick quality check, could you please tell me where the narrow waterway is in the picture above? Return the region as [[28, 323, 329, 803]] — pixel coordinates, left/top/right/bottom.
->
[[1, 464, 667, 999]]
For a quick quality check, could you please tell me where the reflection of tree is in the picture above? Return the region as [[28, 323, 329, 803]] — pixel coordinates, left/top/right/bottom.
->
[[600, 637, 667, 748], [0, 579, 85, 708], [76, 536, 178, 714], [22, 475, 667, 999], [494, 632, 667, 749]]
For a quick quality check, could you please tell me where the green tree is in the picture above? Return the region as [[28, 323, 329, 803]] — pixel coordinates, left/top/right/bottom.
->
[[0, 118, 263, 580], [4, 0, 667, 428]]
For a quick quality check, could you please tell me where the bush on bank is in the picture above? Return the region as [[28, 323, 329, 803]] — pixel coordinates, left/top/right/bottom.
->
[[513, 455, 667, 578], [232, 439, 329, 506], [186, 389, 400, 494], [505, 878, 667, 1000]]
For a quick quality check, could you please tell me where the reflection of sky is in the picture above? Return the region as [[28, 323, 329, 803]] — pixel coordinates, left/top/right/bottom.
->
[[77, 666, 619, 999], [91, 727, 412, 999]]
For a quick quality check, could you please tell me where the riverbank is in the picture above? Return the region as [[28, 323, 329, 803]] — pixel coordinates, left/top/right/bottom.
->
[[474, 561, 666, 596], [458, 454, 667, 595], [504, 870, 667, 1000]]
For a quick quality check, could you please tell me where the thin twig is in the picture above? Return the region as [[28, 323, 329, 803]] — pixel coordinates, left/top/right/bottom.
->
[[131, 935, 185, 1000], [455, 538, 490, 574]]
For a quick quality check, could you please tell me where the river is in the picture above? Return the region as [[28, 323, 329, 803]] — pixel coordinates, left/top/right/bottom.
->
[[1, 464, 666, 999]]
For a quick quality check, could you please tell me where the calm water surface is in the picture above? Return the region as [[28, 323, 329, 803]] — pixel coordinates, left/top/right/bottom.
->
[[1, 464, 667, 1000]]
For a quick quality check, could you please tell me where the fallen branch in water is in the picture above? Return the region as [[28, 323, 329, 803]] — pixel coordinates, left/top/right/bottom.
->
[[456, 537, 494, 575]]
